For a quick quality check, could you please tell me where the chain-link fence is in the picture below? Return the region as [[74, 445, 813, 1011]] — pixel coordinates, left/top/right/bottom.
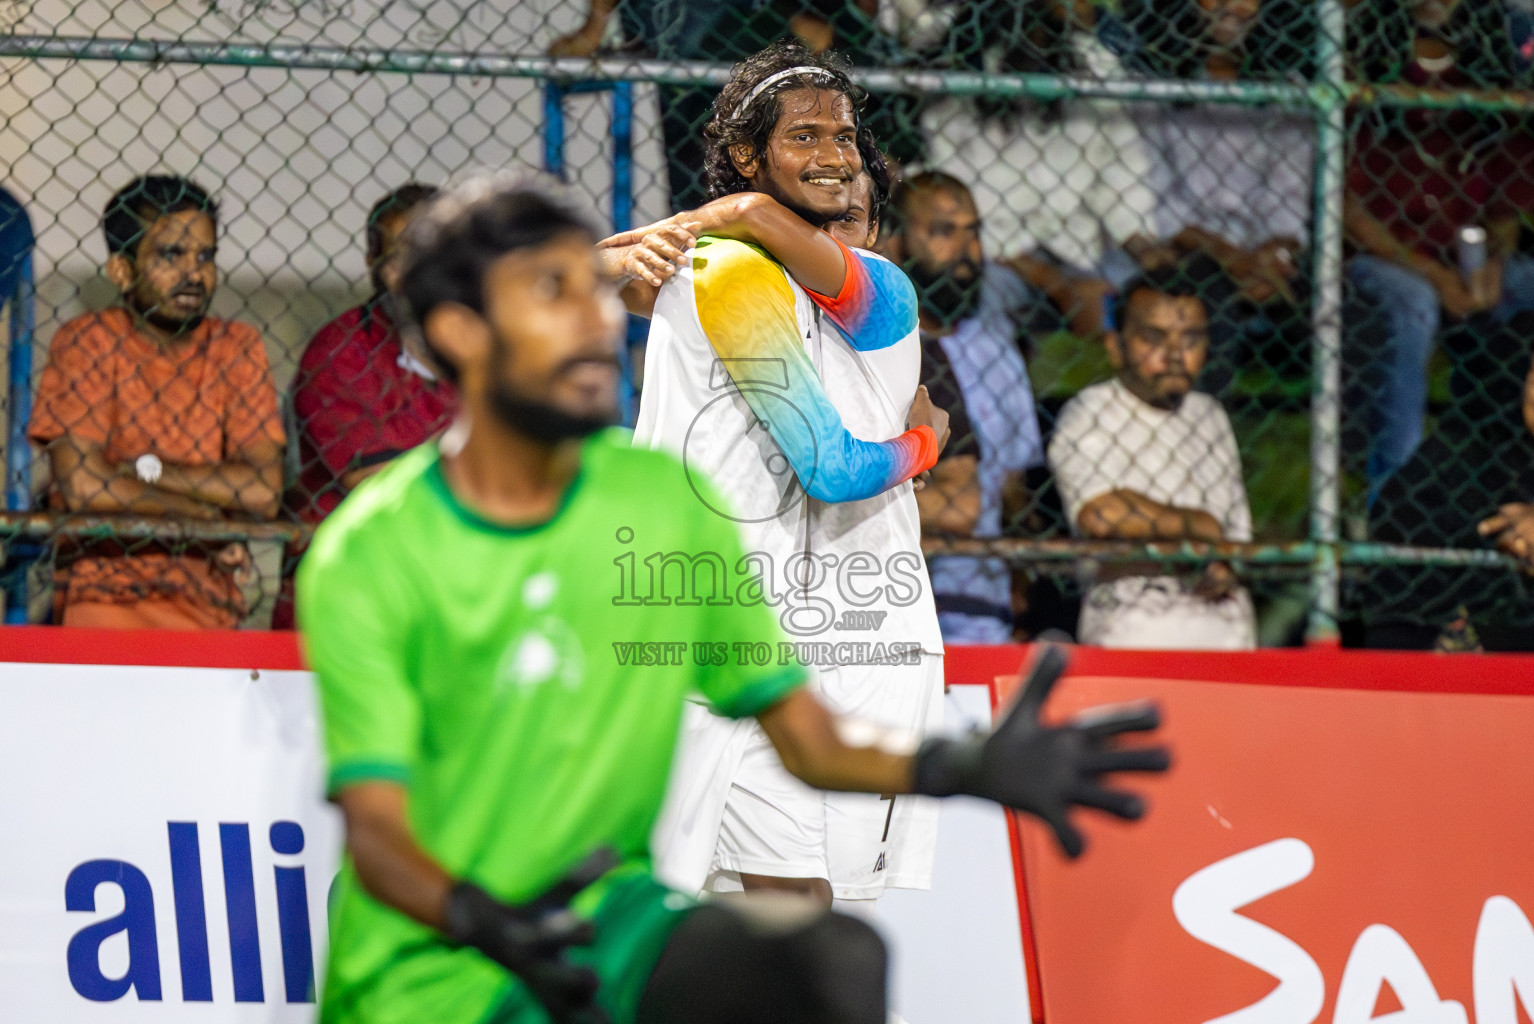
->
[[0, 0, 1530, 647]]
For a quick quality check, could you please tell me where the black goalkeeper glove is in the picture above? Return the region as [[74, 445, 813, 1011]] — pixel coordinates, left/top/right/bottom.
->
[[912, 644, 1171, 858], [444, 848, 619, 1024]]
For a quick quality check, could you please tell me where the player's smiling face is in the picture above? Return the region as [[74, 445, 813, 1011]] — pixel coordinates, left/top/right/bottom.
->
[[735, 87, 861, 227]]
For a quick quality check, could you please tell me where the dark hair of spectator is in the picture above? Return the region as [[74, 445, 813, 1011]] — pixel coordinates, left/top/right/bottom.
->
[[1348, 0, 1519, 88], [102, 175, 218, 259], [885, 170, 974, 235], [397, 178, 596, 384], [1117, 0, 1317, 80], [940, 1, 1081, 122], [366, 182, 439, 261], [704, 40, 866, 201], [1114, 261, 1212, 332]]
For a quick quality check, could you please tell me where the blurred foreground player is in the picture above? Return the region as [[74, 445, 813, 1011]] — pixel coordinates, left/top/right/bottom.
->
[[298, 175, 1170, 1024]]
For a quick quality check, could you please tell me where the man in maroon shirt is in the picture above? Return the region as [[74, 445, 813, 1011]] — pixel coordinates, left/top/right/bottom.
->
[[290, 182, 455, 522], [277, 183, 454, 628], [1344, 19, 1534, 494]]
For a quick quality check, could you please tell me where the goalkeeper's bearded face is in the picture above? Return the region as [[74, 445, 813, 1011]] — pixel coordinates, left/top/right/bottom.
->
[[434, 232, 626, 442]]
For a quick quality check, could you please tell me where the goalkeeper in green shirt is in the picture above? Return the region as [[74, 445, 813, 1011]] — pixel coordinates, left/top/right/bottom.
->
[[298, 175, 1169, 1024]]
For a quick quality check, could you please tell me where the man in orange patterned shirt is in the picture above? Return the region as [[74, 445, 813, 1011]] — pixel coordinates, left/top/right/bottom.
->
[[28, 175, 285, 629]]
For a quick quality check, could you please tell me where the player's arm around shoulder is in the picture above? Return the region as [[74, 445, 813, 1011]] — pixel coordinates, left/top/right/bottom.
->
[[691, 234, 787, 294]]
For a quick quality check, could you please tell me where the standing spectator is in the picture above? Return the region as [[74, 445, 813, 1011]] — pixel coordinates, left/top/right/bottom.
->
[[883, 171, 1051, 643], [1344, 0, 1534, 490], [27, 175, 284, 629], [288, 183, 452, 524], [1048, 266, 1257, 649]]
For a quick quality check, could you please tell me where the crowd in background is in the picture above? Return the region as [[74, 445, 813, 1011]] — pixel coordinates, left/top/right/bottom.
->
[[4, 0, 1534, 649]]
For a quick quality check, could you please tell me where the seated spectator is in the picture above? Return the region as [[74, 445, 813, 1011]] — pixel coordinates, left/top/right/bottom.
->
[[288, 183, 452, 524], [919, 1, 1154, 323], [1348, 0, 1524, 88], [273, 184, 453, 631], [881, 172, 1050, 643], [1343, 0, 1534, 492], [1119, 0, 1316, 81], [1482, 502, 1534, 573], [1048, 265, 1257, 649], [1119, 0, 1316, 398], [27, 175, 284, 629], [553, 1, 889, 209]]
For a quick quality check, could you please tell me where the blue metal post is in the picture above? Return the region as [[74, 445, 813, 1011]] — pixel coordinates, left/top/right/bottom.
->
[[5, 252, 36, 622], [611, 81, 633, 232], [609, 81, 645, 426], [545, 77, 643, 424], [543, 81, 566, 177], [6, 251, 34, 513]]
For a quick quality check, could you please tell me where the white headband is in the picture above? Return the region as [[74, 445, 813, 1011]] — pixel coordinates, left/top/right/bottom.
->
[[733, 66, 839, 119]]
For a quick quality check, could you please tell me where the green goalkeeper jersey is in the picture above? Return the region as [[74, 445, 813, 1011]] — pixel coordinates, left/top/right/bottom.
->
[[298, 430, 807, 1024]]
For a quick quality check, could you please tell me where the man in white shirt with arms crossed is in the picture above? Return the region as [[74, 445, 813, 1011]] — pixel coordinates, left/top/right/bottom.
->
[[1048, 265, 1256, 649]]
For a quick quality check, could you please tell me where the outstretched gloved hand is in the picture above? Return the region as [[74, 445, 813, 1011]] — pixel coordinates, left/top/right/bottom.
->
[[912, 645, 1171, 857]]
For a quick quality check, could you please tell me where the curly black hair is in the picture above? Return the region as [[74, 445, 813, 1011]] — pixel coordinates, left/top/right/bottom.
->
[[102, 175, 218, 259], [703, 40, 876, 206]]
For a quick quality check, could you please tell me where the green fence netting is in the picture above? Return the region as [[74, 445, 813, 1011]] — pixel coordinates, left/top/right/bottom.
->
[[0, 0, 1530, 646]]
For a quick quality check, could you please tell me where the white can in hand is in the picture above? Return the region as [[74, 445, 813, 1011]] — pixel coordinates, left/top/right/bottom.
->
[[1458, 225, 1488, 282]]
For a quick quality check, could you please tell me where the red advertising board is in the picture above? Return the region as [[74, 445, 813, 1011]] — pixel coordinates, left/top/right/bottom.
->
[[978, 645, 1534, 1024]]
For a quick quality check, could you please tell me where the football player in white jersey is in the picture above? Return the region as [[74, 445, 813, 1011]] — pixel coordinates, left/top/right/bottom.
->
[[603, 41, 950, 923]]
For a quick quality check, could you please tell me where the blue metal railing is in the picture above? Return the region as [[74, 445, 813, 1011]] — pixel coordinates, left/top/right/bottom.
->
[[543, 78, 646, 426], [4, 249, 37, 623]]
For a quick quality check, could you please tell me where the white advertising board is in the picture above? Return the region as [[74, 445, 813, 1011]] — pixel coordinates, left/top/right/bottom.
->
[[0, 661, 1026, 1022]]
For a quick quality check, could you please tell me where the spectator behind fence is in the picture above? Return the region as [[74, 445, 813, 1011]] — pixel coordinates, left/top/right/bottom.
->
[[1343, 0, 1534, 492], [552, 3, 921, 209], [1475, 323, 1534, 579], [1347, 0, 1525, 88], [289, 183, 453, 525], [27, 175, 285, 629], [1048, 265, 1257, 649], [919, 0, 1158, 309], [1482, 504, 1534, 574], [1359, 309, 1534, 648], [882, 171, 1047, 644], [274, 184, 454, 631], [1118, 0, 1316, 398]]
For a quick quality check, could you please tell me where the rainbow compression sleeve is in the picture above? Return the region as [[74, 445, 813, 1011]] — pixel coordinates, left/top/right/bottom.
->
[[692, 237, 938, 504], [805, 238, 919, 352]]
